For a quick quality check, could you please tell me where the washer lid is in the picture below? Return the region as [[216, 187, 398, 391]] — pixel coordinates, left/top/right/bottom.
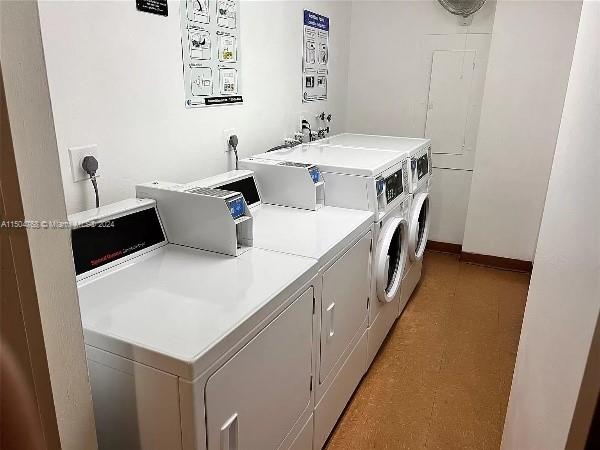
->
[[256, 144, 405, 177], [251, 205, 373, 265], [409, 193, 430, 262], [313, 133, 430, 156], [77, 245, 317, 380], [376, 217, 408, 303]]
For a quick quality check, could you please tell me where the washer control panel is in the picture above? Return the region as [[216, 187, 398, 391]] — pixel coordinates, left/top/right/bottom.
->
[[376, 161, 409, 215], [412, 145, 432, 186], [384, 169, 404, 204], [416, 153, 429, 180]]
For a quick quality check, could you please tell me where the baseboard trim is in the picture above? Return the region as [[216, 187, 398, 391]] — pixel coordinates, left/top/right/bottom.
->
[[460, 252, 533, 273], [426, 240, 462, 254], [426, 241, 533, 273]]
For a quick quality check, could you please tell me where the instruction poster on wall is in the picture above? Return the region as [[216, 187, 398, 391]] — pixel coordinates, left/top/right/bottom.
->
[[180, 0, 242, 107], [303, 10, 329, 102]]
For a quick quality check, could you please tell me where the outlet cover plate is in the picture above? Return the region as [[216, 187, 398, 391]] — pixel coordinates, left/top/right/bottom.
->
[[69, 145, 99, 182]]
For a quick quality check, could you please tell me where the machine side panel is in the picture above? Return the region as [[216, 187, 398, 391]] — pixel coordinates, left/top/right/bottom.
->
[[321, 172, 371, 211], [85, 345, 183, 450]]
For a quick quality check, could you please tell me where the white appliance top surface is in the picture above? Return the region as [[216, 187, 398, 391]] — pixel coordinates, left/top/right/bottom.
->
[[255, 144, 405, 176], [78, 245, 317, 379], [313, 133, 430, 155], [252, 205, 373, 265]]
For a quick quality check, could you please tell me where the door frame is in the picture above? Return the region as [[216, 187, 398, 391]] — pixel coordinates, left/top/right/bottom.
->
[[1, 1, 97, 448]]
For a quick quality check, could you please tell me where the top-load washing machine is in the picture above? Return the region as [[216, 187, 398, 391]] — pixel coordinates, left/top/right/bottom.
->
[[145, 168, 374, 450], [71, 196, 322, 450], [243, 145, 411, 369], [309, 133, 432, 313]]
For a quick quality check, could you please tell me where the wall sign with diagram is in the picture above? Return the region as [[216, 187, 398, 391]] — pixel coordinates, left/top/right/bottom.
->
[[303, 10, 329, 102], [180, 0, 242, 107]]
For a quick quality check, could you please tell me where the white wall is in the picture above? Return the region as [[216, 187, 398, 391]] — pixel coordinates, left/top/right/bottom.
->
[[39, 0, 352, 214], [344, 0, 496, 245], [40, 0, 586, 258], [462, 0, 582, 261], [1, 1, 98, 448], [345, 0, 496, 137], [502, 1, 599, 447]]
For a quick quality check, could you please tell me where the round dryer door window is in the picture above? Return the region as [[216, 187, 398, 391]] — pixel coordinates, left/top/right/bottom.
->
[[408, 193, 430, 262], [375, 217, 408, 304]]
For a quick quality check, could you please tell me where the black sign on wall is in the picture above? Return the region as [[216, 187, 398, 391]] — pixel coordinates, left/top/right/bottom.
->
[[136, 0, 168, 17], [204, 96, 243, 106]]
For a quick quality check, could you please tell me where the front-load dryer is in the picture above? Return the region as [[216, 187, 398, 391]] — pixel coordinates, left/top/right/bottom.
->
[[245, 144, 411, 369], [309, 133, 432, 314]]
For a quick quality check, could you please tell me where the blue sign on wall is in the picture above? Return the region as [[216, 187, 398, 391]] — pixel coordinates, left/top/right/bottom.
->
[[304, 10, 329, 31]]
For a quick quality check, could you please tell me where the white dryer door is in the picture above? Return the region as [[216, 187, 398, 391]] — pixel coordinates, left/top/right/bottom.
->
[[320, 232, 371, 383], [375, 217, 408, 303], [409, 193, 430, 262], [205, 289, 313, 450]]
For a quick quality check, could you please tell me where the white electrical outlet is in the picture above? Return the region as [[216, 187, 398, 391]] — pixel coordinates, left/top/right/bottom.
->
[[299, 111, 312, 142], [299, 110, 310, 125], [69, 145, 100, 182], [223, 128, 237, 152]]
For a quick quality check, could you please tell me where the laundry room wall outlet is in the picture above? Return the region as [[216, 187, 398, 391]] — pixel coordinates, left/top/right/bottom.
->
[[299, 110, 311, 125], [69, 145, 100, 182], [223, 128, 237, 152]]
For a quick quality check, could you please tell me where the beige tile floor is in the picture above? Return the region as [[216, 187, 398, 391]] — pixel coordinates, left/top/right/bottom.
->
[[324, 251, 531, 450]]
